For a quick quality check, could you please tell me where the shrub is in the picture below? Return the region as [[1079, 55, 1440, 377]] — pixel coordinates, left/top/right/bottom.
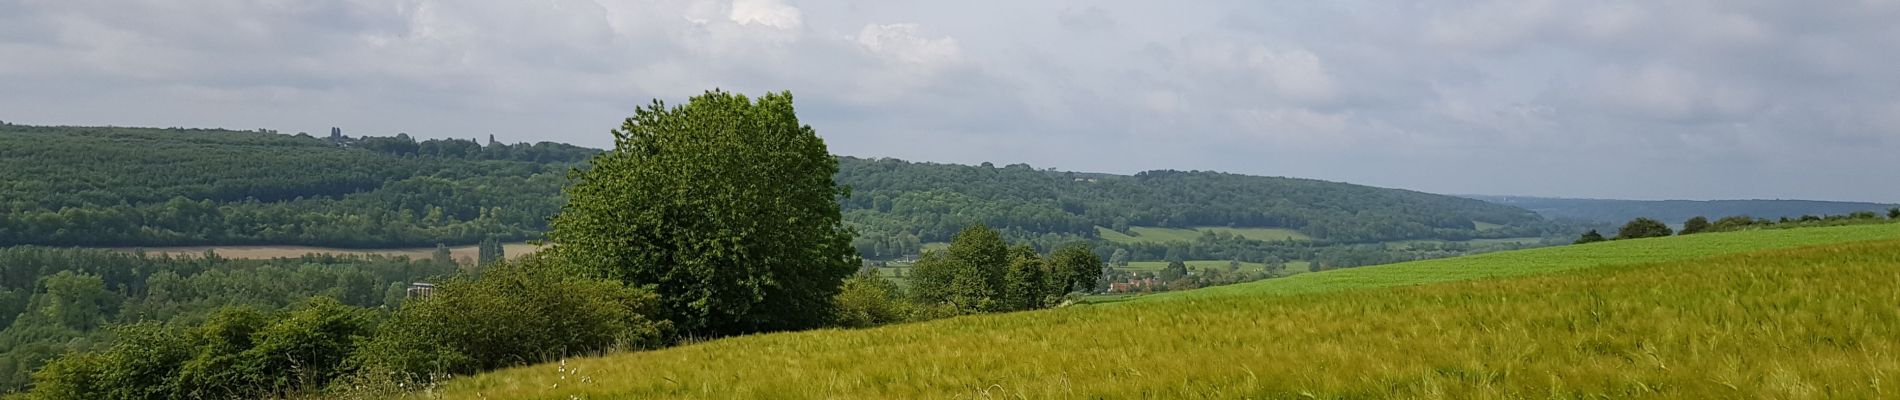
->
[[354, 255, 669, 379], [1679, 216, 1711, 235], [1573, 230, 1607, 244], [832, 271, 909, 328], [1615, 218, 1674, 239]]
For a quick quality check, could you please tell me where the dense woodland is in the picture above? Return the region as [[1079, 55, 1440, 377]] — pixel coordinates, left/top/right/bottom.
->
[[0, 124, 594, 248], [1, 124, 1565, 260], [837, 157, 1553, 245], [0, 247, 459, 393]]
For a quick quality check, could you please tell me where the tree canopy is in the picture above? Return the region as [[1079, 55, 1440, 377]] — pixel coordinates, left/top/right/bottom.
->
[[1615, 218, 1675, 239], [548, 90, 858, 337]]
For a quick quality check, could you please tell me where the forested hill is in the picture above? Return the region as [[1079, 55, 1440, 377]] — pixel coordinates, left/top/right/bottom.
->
[[835, 157, 1549, 245], [1468, 195, 1898, 224], [0, 123, 1554, 251], [0, 124, 597, 247]]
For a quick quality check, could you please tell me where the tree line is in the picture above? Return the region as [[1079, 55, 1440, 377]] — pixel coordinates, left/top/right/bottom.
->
[[836, 158, 1557, 246], [0, 247, 459, 393], [1574, 208, 1900, 244], [0, 125, 592, 248]]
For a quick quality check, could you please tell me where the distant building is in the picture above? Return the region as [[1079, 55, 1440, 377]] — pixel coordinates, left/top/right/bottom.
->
[[406, 282, 436, 298]]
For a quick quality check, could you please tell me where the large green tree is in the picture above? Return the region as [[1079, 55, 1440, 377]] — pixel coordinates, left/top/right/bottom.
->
[[548, 90, 858, 336]]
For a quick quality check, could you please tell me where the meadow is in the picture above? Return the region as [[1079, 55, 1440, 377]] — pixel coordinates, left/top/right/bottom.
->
[[1119, 259, 1311, 274], [422, 223, 1900, 399], [1096, 226, 1311, 244]]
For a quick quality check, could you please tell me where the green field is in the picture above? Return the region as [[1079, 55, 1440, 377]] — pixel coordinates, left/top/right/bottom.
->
[[427, 223, 1900, 399], [1385, 236, 1546, 249], [1119, 259, 1311, 274], [1097, 226, 1310, 244]]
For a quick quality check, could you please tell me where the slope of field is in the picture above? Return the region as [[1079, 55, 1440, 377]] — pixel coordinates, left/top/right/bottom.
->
[[1470, 195, 1897, 224], [428, 223, 1900, 399]]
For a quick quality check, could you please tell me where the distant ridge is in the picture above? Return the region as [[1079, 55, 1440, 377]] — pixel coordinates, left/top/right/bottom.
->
[[1466, 195, 1897, 224]]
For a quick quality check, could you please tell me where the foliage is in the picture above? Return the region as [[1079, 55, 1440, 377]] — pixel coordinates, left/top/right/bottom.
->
[[907, 225, 1103, 317], [356, 255, 668, 378], [1158, 260, 1188, 281], [424, 224, 1900, 399], [831, 271, 908, 328], [26, 298, 373, 400], [1044, 244, 1103, 297], [548, 91, 857, 338], [1573, 229, 1606, 244], [475, 236, 504, 266], [0, 125, 596, 248], [841, 158, 1552, 248], [1679, 216, 1711, 235], [0, 247, 454, 393], [998, 246, 1047, 311], [1614, 217, 1674, 239]]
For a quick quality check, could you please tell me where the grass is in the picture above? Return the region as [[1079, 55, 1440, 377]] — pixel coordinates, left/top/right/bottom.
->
[[1163, 223, 1900, 301], [1384, 236, 1546, 249], [425, 223, 1900, 399], [108, 242, 544, 263], [1118, 259, 1311, 274], [1097, 226, 1310, 244]]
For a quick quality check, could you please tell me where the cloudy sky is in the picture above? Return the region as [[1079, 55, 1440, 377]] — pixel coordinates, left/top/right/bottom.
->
[[2, 1, 1897, 202]]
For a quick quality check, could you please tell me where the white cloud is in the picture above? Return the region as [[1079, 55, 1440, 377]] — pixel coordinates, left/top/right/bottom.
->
[[854, 23, 961, 67], [728, 0, 802, 30]]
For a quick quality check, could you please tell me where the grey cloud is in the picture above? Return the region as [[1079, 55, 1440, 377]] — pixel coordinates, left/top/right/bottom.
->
[[0, 0, 1895, 202]]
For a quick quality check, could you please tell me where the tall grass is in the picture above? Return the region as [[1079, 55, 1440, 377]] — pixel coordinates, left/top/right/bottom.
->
[[427, 223, 1900, 399]]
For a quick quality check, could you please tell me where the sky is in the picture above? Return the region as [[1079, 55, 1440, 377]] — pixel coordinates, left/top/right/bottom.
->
[[1, 1, 1897, 202]]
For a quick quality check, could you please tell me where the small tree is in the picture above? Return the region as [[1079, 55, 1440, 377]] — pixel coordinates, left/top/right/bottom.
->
[[1615, 218, 1674, 239], [1159, 260, 1189, 281], [1890, 208, 1900, 219], [1573, 230, 1607, 244], [832, 271, 907, 328], [1046, 244, 1103, 296], [999, 246, 1046, 311], [476, 237, 502, 266], [432, 244, 454, 267], [1679, 217, 1711, 235]]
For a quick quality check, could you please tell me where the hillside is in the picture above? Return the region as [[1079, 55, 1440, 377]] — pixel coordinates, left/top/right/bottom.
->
[[428, 223, 1900, 399], [1469, 195, 1897, 224], [837, 158, 1555, 255], [0, 124, 596, 248], [0, 124, 1557, 255]]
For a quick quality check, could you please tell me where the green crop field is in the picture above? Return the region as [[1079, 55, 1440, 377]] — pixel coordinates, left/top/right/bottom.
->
[[425, 223, 1900, 399], [1118, 259, 1311, 274], [1097, 226, 1310, 244]]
